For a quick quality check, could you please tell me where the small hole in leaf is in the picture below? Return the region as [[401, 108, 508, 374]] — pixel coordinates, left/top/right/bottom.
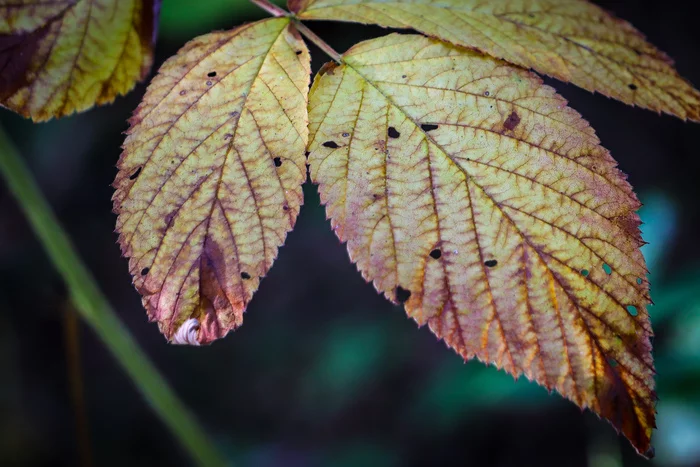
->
[[230, 111, 239, 117], [179, 90, 187, 96], [637, 277, 643, 285], [342, 132, 350, 137], [628, 83, 638, 90], [207, 71, 217, 77], [401, 75, 407, 78], [626, 305, 638, 316], [603, 263, 612, 275], [305, 151, 310, 157], [388, 127, 400, 138], [608, 358, 618, 367], [295, 50, 302, 55], [580, 269, 589, 277], [274, 157, 282, 167], [283, 205, 289, 211], [484, 91, 490, 96], [430, 249, 442, 259], [395, 286, 411, 303], [141, 267, 150, 276], [206, 80, 213, 86], [421, 124, 439, 132], [484, 259, 498, 267], [241, 272, 251, 280], [323, 141, 339, 148], [129, 167, 142, 180]]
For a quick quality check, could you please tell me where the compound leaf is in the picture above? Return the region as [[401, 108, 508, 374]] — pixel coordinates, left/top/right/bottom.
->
[[0, 0, 161, 121], [294, 0, 700, 121], [113, 17, 310, 344], [307, 33, 655, 455]]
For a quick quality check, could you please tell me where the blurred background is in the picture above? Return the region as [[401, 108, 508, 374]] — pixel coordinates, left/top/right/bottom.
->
[[2, 0, 700, 466]]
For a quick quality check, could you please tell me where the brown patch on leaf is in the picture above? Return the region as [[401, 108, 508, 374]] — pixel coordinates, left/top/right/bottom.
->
[[503, 111, 521, 131], [287, 0, 309, 14], [318, 61, 338, 77], [0, 25, 49, 100]]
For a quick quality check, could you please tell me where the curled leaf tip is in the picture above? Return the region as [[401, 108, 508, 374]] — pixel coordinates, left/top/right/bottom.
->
[[172, 318, 201, 346]]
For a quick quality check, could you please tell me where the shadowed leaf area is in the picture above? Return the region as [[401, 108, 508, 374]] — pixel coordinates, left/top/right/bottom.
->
[[113, 17, 310, 344], [0, 0, 160, 121], [294, 0, 700, 121], [307, 33, 655, 456]]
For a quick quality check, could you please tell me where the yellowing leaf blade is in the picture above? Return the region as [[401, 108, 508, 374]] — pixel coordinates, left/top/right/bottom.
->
[[0, 0, 160, 121], [114, 17, 310, 345], [297, 0, 700, 121], [308, 34, 655, 455], [0, 0, 75, 33]]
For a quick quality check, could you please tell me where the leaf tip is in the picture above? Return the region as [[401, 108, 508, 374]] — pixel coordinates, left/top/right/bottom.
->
[[171, 318, 201, 346]]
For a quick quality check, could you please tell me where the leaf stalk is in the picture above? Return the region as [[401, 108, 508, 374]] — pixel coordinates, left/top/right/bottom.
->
[[250, 0, 289, 17]]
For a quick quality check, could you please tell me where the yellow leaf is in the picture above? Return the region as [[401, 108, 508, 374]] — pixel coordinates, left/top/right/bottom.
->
[[0, 0, 160, 121], [113, 17, 310, 345], [0, 0, 74, 33], [307, 34, 655, 455], [295, 0, 700, 121]]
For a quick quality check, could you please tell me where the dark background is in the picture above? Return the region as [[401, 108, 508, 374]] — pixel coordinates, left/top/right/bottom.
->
[[2, 1, 700, 466]]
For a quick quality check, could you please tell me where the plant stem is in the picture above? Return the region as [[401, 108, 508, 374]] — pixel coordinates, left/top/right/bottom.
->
[[292, 20, 342, 63], [0, 126, 226, 467], [250, 0, 288, 17]]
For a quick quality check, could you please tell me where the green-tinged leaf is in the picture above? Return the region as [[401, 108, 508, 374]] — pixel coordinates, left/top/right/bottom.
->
[[294, 0, 700, 121], [0, 0, 160, 121]]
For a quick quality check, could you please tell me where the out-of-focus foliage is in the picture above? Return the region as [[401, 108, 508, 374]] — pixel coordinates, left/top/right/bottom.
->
[[159, 0, 285, 39]]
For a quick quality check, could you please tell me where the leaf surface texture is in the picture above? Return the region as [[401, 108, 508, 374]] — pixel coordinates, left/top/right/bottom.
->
[[295, 0, 700, 121], [114, 17, 310, 344], [0, 0, 160, 120], [307, 33, 655, 454]]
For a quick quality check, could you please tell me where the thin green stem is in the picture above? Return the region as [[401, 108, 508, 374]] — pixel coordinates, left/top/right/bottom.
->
[[0, 126, 226, 467]]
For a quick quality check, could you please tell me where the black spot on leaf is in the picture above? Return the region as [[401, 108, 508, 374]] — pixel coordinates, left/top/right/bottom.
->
[[141, 267, 150, 276], [395, 286, 411, 303], [241, 272, 251, 280], [421, 124, 439, 132], [323, 141, 339, 148], [274, 157, 282, 167], [129, 167, 142, 180], [207, 71, 216, 77], [484, 259, 498, 267], [388, 127, 400, 138], [295, 50, 302, 55], [430, 249, 442, 259], [628, 83, 638, 90]]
